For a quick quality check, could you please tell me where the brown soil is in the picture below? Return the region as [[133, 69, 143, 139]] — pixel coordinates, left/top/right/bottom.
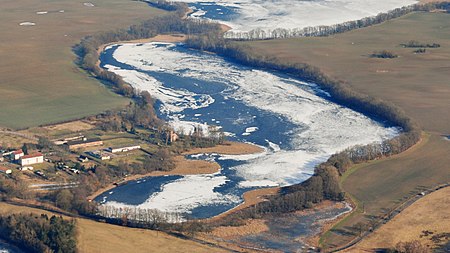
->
[[183, 141, 264, 155], [209, 219, 269, 239], [344, 186, 450, 252], [209, 187, 280, 221], [43, 120, 95, 132], [88, 141, 263, 200], [0, 202, 228, 253]]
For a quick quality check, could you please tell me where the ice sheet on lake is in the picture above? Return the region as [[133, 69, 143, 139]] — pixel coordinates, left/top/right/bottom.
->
[[178, 0, 418, 33], [102, 42, 399, 213], [107, 42, 399, 187], [105, 173, 240, 215]]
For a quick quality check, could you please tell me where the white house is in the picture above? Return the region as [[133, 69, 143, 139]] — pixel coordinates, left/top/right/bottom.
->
[[20, 153, 44, 166], [107, 145, 141, 153], [11, 149, 24, 160], [0, 167, 12, 174]]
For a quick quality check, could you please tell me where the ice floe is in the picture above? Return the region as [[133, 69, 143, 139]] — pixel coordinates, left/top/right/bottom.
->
[[101, 42, 399, 215], [179, 0, 418, 33]]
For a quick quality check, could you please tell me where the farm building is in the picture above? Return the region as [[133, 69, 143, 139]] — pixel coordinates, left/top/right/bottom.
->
[[0, 166, 12, 174], [90, 151, 111, 160], [78, 155, 89, 163], [11, 149, 24, 160], [107, 145, 141, 153], [20, 153, 44, 166], [66, 137, 103, 150]]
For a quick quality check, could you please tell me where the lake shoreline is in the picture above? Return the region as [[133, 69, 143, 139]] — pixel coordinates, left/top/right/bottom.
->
[[88, 141, 264, 201]]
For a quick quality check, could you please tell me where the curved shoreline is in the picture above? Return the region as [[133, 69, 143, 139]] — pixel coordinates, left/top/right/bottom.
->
[[88, 141, 263, 201]]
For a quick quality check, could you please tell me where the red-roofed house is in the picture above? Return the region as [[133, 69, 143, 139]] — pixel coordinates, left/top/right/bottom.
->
[[20, 153, 44, 166], [0, 166, 12, 174], [11, 149, 24, 160]]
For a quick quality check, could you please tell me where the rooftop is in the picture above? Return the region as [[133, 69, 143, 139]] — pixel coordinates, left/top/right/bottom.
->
[[21, 153, 43, 159], [13, 149, 24, 154]]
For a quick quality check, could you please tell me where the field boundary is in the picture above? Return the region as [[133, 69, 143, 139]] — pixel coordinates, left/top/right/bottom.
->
[[328, 183, 450, 252]]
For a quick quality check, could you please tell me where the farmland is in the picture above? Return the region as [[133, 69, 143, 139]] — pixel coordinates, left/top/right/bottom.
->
[[243, 11, 450, 250], [0, 202, 228, 253], [244, 12, 450, 133], [0, 0, 165, 129], [344, 186, 450, 252]]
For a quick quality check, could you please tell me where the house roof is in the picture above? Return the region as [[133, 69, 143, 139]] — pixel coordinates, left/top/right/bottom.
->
[[21, 153, 43, 159], [109, 145, 141, 149], [0, 166, 11, 172], [13, 149, 24, 155]]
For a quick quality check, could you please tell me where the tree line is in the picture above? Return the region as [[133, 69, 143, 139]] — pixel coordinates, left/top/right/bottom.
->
[[0, 213, 77, 253], [74, 9, 220, 98], [223, 2, 450, 40], [52, 0, 423, 233], [185, 20, 421, 219]]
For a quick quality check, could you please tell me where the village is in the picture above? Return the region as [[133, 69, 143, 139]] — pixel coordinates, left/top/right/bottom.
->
[[0, 116, 188, 192]]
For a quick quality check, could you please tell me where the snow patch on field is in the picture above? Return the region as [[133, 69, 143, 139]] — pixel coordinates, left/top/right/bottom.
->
[[19, 22, 36, 26]]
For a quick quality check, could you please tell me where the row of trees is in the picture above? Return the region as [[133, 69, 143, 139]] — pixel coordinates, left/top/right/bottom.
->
[[96, 205, 212, 236], [223, 2, 450, 40], [185, 16, 421, 218], [401, 40, 441, 48], [75, 12, 220, 97], [0, 213, 77, 253], [0, 175, 31, 200]]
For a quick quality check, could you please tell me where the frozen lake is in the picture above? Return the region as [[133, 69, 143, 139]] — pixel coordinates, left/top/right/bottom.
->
[[182, 0, 418, 34], [97, 42, 398, 219], [0, 240, 24, 253]]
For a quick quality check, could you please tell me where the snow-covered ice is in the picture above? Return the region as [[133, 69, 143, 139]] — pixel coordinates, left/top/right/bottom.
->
[[180, 0, 418, 34], [105, 173, 240, 215], [101, 42, 399, 216]]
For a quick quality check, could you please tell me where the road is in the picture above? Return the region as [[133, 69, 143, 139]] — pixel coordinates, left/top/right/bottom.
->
[[331, 183, 450, 252]]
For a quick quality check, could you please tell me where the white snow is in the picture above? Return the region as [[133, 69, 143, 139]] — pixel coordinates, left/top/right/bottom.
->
[[19, 22, 36, 26], [105, 173, 240, 215], [170, 117, 209, 136], [83, 2, 95, 7], [242, 125, 258, 135], [179, 0, 418, 33], [36, 11, 48, 15], [102, 42, 399, 214]]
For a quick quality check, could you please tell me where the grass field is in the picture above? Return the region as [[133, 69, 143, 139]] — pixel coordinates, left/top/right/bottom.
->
[[0, 0, 165, 129], [321, 133, 450, 249], [244, 11, 450, 250], [244, 12, 450, 134], [0, 202, 228, 253], [344, 186, 450, 252]]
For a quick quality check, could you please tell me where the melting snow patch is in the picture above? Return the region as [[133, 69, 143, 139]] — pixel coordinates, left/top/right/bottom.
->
[[83, 2, 95, 7], [36, 11, 48, 15], [19, 22, 36, 26]]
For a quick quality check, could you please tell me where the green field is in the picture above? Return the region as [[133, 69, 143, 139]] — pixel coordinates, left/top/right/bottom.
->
[[0, 0, 165, 129], [244, 12, 450, 250]]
